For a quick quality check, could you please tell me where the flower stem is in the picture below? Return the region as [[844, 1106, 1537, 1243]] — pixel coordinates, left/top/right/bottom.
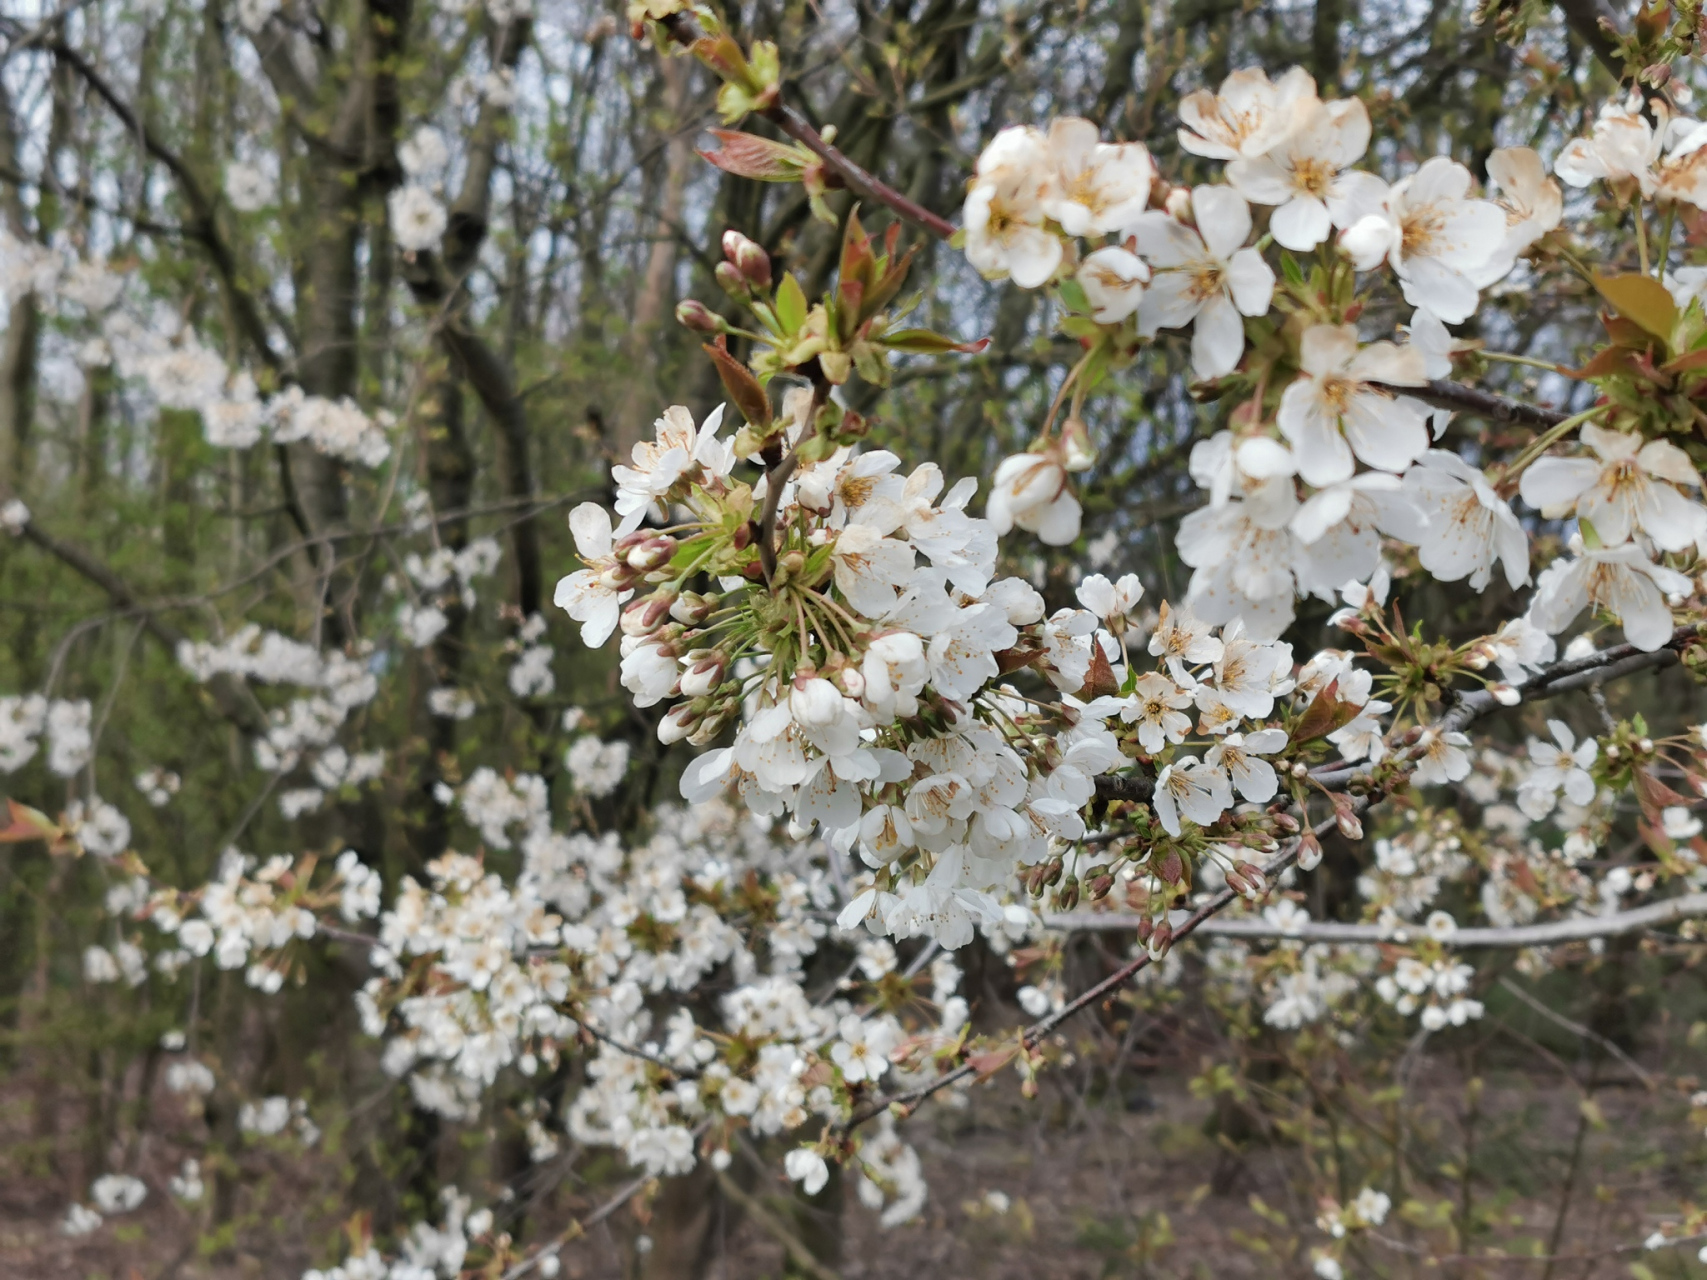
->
[[1505, 403, 1608, 478]]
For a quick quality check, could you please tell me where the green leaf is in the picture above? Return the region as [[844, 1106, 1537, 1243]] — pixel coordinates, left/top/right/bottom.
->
[[1591, 271, 1676, 343], [1056, 277, 1090, 314], [1280, 251, 1305, 288], [775, 273, 807, 335], [702, 341, 772, 429], [879, 328, 989, 355]]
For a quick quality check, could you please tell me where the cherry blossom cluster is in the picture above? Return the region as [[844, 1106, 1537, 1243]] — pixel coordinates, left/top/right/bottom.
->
[[0, 231, 393, 464]]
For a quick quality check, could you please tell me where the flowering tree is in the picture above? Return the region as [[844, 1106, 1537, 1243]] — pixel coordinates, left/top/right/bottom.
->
[[7, 0, 1707, 1276]]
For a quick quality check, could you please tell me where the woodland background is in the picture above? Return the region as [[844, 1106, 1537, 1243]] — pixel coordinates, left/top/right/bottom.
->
[[0, 0, 1702, 1276]]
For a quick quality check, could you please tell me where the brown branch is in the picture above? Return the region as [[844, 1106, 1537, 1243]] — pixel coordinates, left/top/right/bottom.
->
[[1382, 379, 1571, 430], [46, 39, 284, 373], [658, 14, 955, 242], [13, 519, 265, 735]]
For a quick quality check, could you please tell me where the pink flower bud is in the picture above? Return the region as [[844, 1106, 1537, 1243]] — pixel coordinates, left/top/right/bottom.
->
[[626, 535, 677, 572], [675, 299, 724, 333], [657, 704, 697, 745]]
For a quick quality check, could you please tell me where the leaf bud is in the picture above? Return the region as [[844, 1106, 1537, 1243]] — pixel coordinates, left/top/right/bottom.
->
[[675, 299, 726, 333]]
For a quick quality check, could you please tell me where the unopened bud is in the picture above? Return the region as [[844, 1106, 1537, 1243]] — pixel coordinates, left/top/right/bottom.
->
[[657, 704, 697, 745], [1606, 744, 1620, 760], [670, 592, 716, 626], [1335, 808, 1363, 841], [679, 651, 726, 699], [732, 521, 756, 551], [773, 549, 806, 585], [721, 230, 771, 289], [675, 299, 725, 333], [1136, 916, 1154, 943], [1088, 873, 1115, 901], [626, 535, 677, 572], [1060, 417, 1096, 472], [1290, 761, 1308, 779], [1026, 862, 1050, 897], [1296, 831, 1322, 871], [1146, 922, 1173, 959], [834, 665, 865, 700], [1489, 683, 1521, 706], [1463, 648, 1491, 671], [714, 260, 748, 298], [620, 594, 674, 637], [1057, 875, 1080, 912], [1272, 812, 1300, 834], [1639, 737, 1654, 754], [1235, 863, 1266, 899], [1163, 186, 1192, 220]]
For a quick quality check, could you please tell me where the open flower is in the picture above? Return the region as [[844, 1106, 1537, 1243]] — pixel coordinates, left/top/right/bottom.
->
[[1205, 728, 1288, 803], [1153, 757, 1233, 835], [1278, 324, 1430, 486], [1340, 158, 1507, 323], [1075, 246, 1150, 323], [964, 126, 1062, 288], [553, 503, 632, 647], [1516, 720, 1598, 820], [1227, 97, 1387, 250], [1177, 66, 1318, 160], [1529, 542, 1692, 652], [1484, 146, 1563, 262], [1413, 728, 1472, 786], [1554, 94, 1666, 198], [1402, 450, 1529, 591], [612, 404, 728, 535], [1040, 118, 1155, 236], [1519, 423, 1707, 552], [987, 437, 1091, 545], [1121, 671, 1194, 752], [1129, 186, 1275, 379]]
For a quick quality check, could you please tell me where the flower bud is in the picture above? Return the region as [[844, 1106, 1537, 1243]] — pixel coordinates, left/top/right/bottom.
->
[[670, 592, 716, 626], [722, 230, 771, 289], [620, 593, 675, 637], [833, 664, 865, 700], [1296, 831, 1322, 871], [715, 260, 748, 298], [1026, 862, 1050, 897], [1057, 875, 1079, 912], [680, 650, 726, 698], [1146, 922, 1173, 959], [657, 704, 697, 745], [1042, 856, 1064, 888], [1163, 186, 1192, 219], [675, 299, 726, 333], [626, 535, 677, 572], [1489, 683, 1521, 706], [1136, 916, 1153, 943], [1335, 809, 1363, 841], [1088, 873, 1115, 901], [1272, 812, 1300, 834]]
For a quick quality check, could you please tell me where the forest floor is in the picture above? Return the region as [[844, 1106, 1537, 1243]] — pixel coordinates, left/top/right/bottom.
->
[[0, 1042, 1685, 1280]]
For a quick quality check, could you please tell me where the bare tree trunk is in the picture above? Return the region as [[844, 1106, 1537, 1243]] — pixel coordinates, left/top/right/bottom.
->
[[618, 56, 694, 453]]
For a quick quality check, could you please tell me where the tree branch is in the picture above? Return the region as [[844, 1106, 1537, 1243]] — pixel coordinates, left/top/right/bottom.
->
[[1047, 891, 1707, 949]]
